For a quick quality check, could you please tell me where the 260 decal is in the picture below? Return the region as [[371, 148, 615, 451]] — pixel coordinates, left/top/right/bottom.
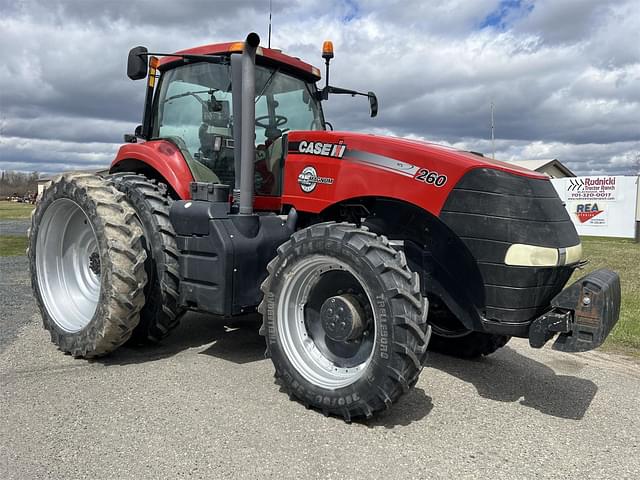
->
[[414, 168, 447, 187]]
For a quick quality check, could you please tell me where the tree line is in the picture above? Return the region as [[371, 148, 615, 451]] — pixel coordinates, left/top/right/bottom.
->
[[0, 170, 40, 197]]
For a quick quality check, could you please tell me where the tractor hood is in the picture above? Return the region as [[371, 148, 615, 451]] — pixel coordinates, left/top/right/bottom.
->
[[284, 130, 550, 218], [288, 131, 546, 181]]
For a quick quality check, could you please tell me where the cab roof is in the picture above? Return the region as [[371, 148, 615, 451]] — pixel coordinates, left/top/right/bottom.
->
[[158, 42, 322, 82]]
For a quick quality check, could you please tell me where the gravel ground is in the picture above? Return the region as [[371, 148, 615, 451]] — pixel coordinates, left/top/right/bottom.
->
[[1, 254, 639, 479], [0, 219, 30, 236], [0, 256, 35, 354]]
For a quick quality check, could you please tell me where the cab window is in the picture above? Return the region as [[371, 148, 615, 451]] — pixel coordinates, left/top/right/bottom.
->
[[153, 61, 324, 195]]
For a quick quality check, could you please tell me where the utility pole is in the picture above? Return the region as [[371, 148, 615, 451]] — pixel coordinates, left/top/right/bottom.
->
[[490, 101, 495, 159]]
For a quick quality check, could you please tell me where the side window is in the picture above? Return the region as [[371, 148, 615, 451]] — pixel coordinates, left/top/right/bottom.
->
[[255, 96, 268, 145], [158, 81, 204, 159], [273, 89, 320, 132]]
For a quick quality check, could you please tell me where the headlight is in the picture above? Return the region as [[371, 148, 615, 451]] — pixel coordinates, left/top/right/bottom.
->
[[505, 243, 582, 267]]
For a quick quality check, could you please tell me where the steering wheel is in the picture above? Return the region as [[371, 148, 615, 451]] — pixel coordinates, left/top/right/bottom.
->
[[255, 114, 288, 130]]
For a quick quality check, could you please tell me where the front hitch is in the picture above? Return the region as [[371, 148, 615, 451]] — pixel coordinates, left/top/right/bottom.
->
[[529, 268, 621, 352]]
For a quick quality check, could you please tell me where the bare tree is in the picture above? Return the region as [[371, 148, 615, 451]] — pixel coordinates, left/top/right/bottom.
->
[[0, 170, 40, 197]]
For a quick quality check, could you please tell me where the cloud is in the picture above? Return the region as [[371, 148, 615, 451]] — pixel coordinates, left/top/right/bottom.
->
[[0, 0, 638, 176]]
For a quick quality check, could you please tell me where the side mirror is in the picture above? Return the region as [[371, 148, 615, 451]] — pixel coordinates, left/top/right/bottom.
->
[[368, 91, 378, 118], [124, 125, 144, 143], [127, 46, 148, 80]]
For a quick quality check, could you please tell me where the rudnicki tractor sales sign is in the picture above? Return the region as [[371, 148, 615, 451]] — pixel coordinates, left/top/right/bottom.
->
[[551, 176, 639, 238]]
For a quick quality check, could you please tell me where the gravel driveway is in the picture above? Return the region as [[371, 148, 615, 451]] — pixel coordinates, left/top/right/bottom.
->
[[0, 219, 30, 236], [1, 254, 639, 479]]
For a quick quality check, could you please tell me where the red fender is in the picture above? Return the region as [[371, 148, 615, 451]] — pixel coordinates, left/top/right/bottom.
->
[[111, 140, 194, 199]]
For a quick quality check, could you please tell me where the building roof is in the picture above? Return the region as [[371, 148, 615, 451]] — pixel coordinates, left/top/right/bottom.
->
[[506, 159, 576, 177]]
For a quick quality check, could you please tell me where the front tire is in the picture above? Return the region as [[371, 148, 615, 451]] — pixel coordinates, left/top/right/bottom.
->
[[28, 174, 147, 357], [259, 222, 430, 421], [427, 301, 510, 358], [429, 331, 510, 358]]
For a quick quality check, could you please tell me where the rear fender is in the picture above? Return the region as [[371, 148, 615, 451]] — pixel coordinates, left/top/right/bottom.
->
[[111, 140, 194, 199]]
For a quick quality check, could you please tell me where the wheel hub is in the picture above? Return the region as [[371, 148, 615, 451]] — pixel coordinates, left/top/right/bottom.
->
[[320, 294, 365, 342], [88, 251, 101, 275], [276, 256, 376, 389]]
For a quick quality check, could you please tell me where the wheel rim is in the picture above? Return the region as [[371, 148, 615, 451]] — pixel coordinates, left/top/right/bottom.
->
[[277, 255, 376, 390], [36, 198, 101, 333]]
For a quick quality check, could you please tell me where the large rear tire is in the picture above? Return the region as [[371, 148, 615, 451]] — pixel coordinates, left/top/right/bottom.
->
[[259, 222, 430, 421], [109, 173, 182, 343], [28, 174, 147, 357]]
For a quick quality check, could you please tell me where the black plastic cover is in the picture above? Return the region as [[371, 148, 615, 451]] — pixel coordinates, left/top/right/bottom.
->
[[440, 168, 580, 324], [190, 182, 230, 202], [170, 200, 293, 316]]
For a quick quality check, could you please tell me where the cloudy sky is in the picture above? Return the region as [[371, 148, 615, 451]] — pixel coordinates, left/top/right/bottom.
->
[[0, 0, 638, 175]]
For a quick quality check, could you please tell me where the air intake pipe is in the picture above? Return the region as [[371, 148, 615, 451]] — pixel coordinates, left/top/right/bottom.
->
[[238, 32, 260, 215]]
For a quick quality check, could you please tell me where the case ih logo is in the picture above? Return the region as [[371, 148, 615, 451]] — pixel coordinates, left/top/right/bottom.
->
[[298, 140, 346, 158], [298, 166, 334, 193], [575, 203, 604, 223]]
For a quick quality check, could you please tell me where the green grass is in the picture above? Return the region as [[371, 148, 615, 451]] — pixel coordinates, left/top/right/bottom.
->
[[0, 200, 34, 220], [573, 237, 640, 353], [0, 235, 28, 257]]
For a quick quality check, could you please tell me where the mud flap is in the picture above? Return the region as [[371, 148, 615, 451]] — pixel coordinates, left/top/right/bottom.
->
[[529, 268, 621, 352]]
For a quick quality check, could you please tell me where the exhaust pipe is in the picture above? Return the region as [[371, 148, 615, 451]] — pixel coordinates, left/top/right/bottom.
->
[[238, 32, 260, 215], [230, 53, 243, 206]]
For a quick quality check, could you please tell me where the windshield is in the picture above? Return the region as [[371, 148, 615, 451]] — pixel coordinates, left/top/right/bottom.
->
[[153, 61, 324, 195]]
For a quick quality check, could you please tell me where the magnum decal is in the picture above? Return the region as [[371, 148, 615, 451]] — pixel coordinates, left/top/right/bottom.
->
[[298, 166, 335, 193]]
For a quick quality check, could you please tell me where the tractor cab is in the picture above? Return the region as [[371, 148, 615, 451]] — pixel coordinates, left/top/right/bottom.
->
[[120, 40, 377, 203], [123, 42, 332, 200], [154, 59, 325, 195]]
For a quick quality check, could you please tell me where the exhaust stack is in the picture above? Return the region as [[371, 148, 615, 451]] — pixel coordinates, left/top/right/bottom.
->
[[238, 32, 260, 215], [230, 53, 243, 206]]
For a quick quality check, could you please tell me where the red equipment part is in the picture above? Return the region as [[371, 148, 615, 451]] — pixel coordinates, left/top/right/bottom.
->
[[281, 131, 545, 216]]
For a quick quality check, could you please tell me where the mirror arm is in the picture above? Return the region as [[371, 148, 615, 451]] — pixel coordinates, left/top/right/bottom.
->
[[140, 53, 227, 65], [317, 86, 378, 118], [316, 85, 372, 98], [327, 86, 369, 97]]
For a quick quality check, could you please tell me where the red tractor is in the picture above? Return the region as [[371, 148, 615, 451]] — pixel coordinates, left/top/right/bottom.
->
[[29, 33, 621, 420]]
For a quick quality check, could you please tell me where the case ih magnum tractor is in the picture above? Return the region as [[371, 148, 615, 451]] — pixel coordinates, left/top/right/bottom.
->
[[29, 33, 621, 420]]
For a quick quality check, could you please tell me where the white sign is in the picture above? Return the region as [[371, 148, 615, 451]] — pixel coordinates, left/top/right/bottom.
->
[[551, 176, 639, 238], [566, 177, 617, 201]]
